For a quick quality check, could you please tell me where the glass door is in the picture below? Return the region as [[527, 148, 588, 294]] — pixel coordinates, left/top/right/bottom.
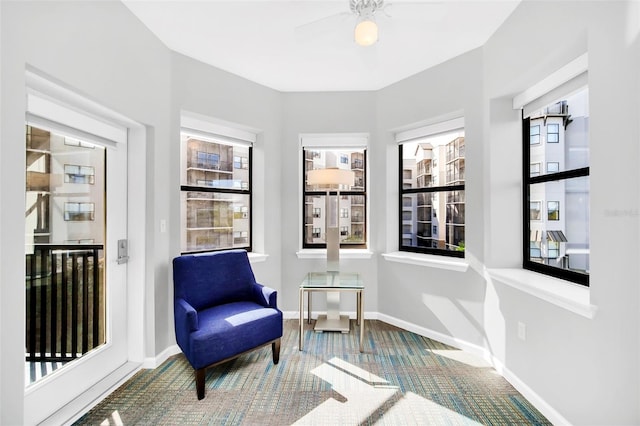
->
[[23, 119, 129, 424]]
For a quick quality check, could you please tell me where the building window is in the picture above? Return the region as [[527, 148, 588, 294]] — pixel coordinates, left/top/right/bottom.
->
[[397, 118, 465, 257], [547, 201, 560, 221], [530, 125, 540, 144], [530, 163, 540, 177], [302, 145, 367, 249], [64, 164, 95, 184], [530, 201, 541, 220], [180, 131, 252, 253], [547, 123, 560, 143], [523, 86, 589, 285], [64, 202, 95, 221]]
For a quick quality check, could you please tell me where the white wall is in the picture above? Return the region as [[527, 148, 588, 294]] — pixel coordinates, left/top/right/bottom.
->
[[171, 52, 284, 310], [373, 1, 640, 424], [375, 48, 489, 349], [481, 2, 640, 424], [0, 1, 171, 423], [281, 92, 379, 315]]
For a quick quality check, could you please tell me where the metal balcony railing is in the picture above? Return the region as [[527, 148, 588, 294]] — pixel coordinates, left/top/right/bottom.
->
[[25, 244, 104, 362]]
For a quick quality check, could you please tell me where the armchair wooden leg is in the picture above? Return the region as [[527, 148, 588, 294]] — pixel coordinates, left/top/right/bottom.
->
[[196, 368, 206, 400], [272, 338, 281, 364]]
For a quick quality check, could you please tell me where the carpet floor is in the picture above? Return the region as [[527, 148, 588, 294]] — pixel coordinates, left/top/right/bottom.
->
[[74, 320, 551, 425]]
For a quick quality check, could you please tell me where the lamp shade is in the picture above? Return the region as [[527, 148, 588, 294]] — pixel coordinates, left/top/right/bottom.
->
[[354, 17, 378, 47], [307, 168, 355, 188]]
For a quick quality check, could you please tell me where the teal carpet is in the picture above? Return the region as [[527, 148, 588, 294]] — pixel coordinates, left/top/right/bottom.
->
[[75, 320, 551, 425]]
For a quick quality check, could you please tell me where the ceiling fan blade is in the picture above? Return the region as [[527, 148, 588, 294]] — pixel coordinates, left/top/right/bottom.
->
[[382, 2, 446, 22], [295, 10, 353, 40]]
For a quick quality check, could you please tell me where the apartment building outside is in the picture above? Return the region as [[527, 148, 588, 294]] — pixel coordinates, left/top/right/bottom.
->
[[403, 135, 465, 252], [528, 92, 590, 273], [304, 149, 365, 246]]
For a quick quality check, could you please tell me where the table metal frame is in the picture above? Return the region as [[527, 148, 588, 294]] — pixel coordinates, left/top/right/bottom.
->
[[298, 274, 364, 353]]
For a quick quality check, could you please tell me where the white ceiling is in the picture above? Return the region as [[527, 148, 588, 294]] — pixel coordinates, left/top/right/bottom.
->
[[122, 0, 521, 92]]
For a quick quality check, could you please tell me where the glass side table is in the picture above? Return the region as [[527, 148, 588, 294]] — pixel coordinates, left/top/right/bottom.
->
[[299, 272, 364, 352]]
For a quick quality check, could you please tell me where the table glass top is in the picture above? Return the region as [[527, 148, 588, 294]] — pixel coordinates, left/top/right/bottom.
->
[[301, 271, 363, 289]]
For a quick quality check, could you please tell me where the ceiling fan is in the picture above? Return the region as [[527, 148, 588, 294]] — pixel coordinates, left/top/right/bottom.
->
[[296, 1, 445, 48], [350, 0, 386, 46]]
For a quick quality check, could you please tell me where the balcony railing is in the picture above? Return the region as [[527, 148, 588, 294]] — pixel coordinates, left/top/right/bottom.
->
[[25, 244, 104, 362]]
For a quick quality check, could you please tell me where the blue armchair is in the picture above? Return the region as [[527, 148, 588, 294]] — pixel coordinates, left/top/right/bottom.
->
[[172, 249, 283, 400]]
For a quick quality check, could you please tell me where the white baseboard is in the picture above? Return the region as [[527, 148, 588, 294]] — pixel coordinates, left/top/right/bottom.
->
[[492, 357, 571, 426], [142, 344, 181, 369]]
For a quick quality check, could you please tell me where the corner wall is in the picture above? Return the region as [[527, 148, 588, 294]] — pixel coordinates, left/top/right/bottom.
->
[[372, 1, 640, 424]]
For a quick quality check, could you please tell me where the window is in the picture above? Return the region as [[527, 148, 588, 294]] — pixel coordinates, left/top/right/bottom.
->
[[547, 201, 560, 220], [301, 134, 367, 249], [523, 86, 589, 285], [64, 202, 95, 221], [397, 118, 465, 257], [64, 164, 95, 184], [530, 125, 540, 144], [180, 123, 254, 253], [530, 163, 541, 177], [547, 123, 560, 143], [530, 201, 541, 220]]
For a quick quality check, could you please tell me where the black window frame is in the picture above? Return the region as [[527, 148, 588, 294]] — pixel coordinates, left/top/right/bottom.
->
[[180, 135, 253, 254], [522, 116, 589, 286], [398, 142, 465, 258], [302, 148, 368, 250]]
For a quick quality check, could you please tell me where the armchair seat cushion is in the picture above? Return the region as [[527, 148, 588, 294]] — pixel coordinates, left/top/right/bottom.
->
[[189, 301, 283, 370]]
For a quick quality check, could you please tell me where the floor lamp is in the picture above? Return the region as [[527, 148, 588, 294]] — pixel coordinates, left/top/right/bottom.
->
[[307, 167, 355, 332]]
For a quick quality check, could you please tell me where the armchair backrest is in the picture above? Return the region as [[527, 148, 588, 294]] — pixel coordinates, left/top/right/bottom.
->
[[173, 249, 256, 311]]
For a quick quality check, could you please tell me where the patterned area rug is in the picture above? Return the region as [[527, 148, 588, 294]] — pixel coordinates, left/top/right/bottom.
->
[[75, 320, 550, 425]]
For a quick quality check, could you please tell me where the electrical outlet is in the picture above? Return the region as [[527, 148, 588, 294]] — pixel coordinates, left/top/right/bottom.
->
[[517, 322, 526, 341]]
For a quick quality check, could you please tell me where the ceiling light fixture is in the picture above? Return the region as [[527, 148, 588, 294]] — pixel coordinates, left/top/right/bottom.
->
[[354, 16, 378, 46], [350, 0, 384, 47]]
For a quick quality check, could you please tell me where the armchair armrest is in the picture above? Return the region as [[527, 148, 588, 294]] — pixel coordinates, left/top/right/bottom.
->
[[175, 298, 199, 332], [252, 282, 278, 309]]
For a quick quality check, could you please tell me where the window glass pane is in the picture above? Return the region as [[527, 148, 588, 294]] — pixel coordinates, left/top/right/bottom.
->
[[529, 89, 589, 176], [530, 125, 540, 144], [529, 176, 589, 275], [304, 149, 365, 192], [399, 190, 465, 252], [530, 201, 541, 220], [400, 126, 465, 256], [402, 130, 465, 189], [304, 194, 365, 246], [530, 163, 540, 177], [181, 191, 250, 252], [183, 135, 250, 190], [547, 201, 560, 220], [547, 123, 559, 143]]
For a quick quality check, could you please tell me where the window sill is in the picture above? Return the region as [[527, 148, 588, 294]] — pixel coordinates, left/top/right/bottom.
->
[[296, 249, 374, 260], [487, 268, 597, 319], [381, 251, 469, 272], [248, 252, 269, 263]]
